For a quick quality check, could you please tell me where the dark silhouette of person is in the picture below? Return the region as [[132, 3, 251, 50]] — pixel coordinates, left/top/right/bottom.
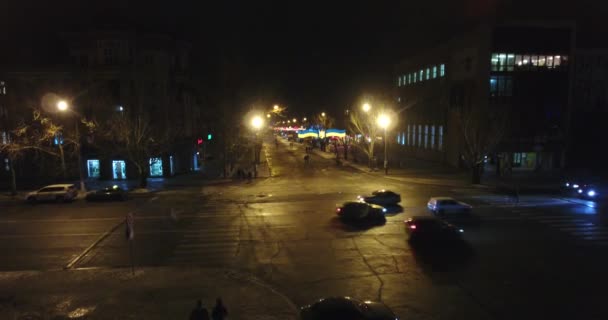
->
[[190, 299, 210, 320], [211, 298, 228, 320]]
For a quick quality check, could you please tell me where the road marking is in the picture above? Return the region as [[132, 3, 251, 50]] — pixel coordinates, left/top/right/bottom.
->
[[0, 217, 123, 224]]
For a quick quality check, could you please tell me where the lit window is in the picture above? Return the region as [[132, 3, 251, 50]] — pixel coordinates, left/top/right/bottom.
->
[[418, 125, 422, 146], [411, 125, 416, 146], [408, 73, 412, 84], [554, 55, 561, 67], [403, 75, 407, 85], [424, 125, 429, 148], [490, 77, 497, 95], [87, 159, 100, 178], [491, 53, 498, 71], [515, 55, 523, 67], [438, 126, 444, 151], [507, 54, 515, 71], [531, 55, 538, 67], [0, 81, 5, 95], [426, 68, 430, 80], [432, 66, 437, 78], [402, 132, 406, 145], [538, 55, 546, 67], [150, 157, 163, 177], [546, 56, 554, 68], [54, 132, 64, 145], [1, 131, 9, 144], [523, 55, 530, 67], [498, 53, 506, 71], [440, 64, 445, 77], [414, 72, 417, 83], [407, 125, 411, 146], [398, 77, 402, 87], [419, 70, 424, 81], [431, 125, 435, 149]]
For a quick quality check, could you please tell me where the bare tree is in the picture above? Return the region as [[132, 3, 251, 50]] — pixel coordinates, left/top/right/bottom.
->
[[348, 110, 380, 169], [315, 113, 334, 130], [456, 105, 508, 184], [0, 109, 61, 195]]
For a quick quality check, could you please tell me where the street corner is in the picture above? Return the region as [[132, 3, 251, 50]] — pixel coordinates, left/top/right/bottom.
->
[[0, 267, 299, 320]]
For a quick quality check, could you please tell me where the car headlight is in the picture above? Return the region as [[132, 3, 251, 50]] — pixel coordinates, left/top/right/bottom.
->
[[578, 189, 583, 194], [382, 208, 387, 213], [459, 229, 464, 233], [573, 184, 579, 189], [565, 182, 570, 187], [588, 190, 596, 197]]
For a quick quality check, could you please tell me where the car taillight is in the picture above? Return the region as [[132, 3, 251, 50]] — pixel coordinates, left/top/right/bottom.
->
[[336, 207, 341, 214], [410, 225, 416, 229]]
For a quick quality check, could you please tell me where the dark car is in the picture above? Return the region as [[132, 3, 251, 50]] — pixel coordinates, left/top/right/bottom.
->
[[564, 181, 599, 200], [336, 202, 386, 225], [404, 216, 464, 243], [85, 186, 128, 201], [300, 296, 399, 320], [358, 190, 401, 206]]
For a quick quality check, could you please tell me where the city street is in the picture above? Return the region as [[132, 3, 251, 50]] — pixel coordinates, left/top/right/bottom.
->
[[1, 137, 608, 319]]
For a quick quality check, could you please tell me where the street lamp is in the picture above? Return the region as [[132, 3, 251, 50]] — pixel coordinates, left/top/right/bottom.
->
[[266, 114, 271, 118], [56, 100, 86, 191], [362, 103, 371, 113], [273, 105, 279, 111], [303, 117, 307, 121], [292, 118, 297, 123], [377, 114, 391, 175], [321, 112, 326, 117], [250, 115, 264, 178]]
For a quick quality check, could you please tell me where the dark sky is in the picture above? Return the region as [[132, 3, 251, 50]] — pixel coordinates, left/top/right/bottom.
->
[[1, 0, 607, 116]]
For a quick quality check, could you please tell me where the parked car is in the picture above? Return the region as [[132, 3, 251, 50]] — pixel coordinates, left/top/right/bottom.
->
[[25, 184, 78, 203], [427, 197, 472, 216], [404, 216, 464, 242], [300, 296, 399, 320], [357, 190, 401, 205], [85, 186, 128, 201], [336, 201, 386, 225]]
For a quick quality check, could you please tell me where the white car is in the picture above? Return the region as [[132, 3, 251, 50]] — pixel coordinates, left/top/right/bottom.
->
[[25, 184, 78, 203], [427, 197, 472, 216]]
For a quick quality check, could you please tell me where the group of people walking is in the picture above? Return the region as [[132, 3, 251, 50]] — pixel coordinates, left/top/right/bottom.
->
[[190, 298, 228, 320]]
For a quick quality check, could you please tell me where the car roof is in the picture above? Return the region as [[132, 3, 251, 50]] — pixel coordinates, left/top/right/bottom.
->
[[42, 184, 74, 188]]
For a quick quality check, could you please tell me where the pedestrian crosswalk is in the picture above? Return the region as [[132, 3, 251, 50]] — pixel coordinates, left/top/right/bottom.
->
[[470, 195, 608, 246]]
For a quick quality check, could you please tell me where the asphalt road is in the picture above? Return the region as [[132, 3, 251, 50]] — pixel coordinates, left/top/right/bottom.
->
[[2, 137, 608, 319]]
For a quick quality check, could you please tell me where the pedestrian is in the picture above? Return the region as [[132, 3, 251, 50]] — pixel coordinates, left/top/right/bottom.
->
[[190, 299, 210, 320], [247, 171, 252, 182], [211, 297, 228, 320]]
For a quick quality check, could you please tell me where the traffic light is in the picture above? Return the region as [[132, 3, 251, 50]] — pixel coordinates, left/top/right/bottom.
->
[[197, 138, 203, 145], [207, 133, 212, 141]]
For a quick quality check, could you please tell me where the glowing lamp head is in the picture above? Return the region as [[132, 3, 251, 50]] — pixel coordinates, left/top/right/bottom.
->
[[377, 114, 391, 129], [251, 116, 264, 129], [57, 100, 68, 111], [362, 103, 371, 112], [588, 190, 596, 197]]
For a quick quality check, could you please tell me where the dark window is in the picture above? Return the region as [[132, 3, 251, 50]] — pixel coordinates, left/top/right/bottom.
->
[[490, 76, 513, 97]]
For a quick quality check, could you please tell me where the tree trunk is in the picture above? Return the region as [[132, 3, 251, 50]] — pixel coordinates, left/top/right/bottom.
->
[[137, 165, 148, 188], [471, 163, 483, 184], [9, 161, 17, 196]]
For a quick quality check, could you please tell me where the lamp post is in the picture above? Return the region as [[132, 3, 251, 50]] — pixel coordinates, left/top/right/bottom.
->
[[362, 103, 371, 113], [57, 100, 86, 191], [251, 115, 264, 178], [377, 114, 391, 175]]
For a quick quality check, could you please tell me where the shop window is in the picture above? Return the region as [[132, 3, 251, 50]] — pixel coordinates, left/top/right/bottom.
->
[[414, 72, 417, 83], [515, 55, 523, 66], [426, 68, 430, 80], [431, 125, 436, 149], [418, 125, 422, 146], [87, 159, 100, 178], [149, 157, 163, 177], [440, 64, 445, 77], [531, 55, 538, 67], [554, 55, 561, 67], [546, 56, 554, 68], [407, 125, 411, 146], [538, 55, 546, 67], [432, 66, 437, 78], [411, 125, 416, 146], [424, 125, 429, 148], [398, 77, 401, 87], [419, 70, 424, 81], [112, 160, 126, 179]]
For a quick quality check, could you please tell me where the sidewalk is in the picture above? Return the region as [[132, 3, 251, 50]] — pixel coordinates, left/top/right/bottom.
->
[[306, 142, 562, 193], [0, 267, 298, 320]]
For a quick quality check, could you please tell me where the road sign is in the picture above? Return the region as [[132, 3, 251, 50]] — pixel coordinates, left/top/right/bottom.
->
[[126, 212, 134, 240]]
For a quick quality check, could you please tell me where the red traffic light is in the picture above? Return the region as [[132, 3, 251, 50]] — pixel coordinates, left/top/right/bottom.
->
[[197, 138, 203, 145]]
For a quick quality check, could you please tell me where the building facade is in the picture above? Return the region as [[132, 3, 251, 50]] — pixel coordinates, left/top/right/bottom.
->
[[0, 30, 204, 187], [393, 22, 576, 174]]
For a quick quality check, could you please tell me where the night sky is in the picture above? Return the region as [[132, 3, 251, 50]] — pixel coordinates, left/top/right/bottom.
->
[[1, 0, 606, 116]]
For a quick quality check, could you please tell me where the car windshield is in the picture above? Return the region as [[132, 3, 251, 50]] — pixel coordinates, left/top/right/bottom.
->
[[3, 4, 603, 320]]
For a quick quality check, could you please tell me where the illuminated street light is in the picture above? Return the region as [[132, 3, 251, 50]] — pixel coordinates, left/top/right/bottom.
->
[[362, 103, 371, 113], [251, 115, 264, 129], [287, 120, 291, 123], [293, 118, 297, 123], [57, 100, 69, 111], [266, 114, 271, 118], [377, 114, 391, 129], [303, 117, 307, 121], [274, 105, 279, 110], [321, 112, 326, 117]]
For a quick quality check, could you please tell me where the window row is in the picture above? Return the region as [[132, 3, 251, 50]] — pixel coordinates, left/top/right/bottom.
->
[[397, 64, 445, 87], [489, 76, 513, 97], [396, 125, 444, 151], [491, 53, 568, 72]]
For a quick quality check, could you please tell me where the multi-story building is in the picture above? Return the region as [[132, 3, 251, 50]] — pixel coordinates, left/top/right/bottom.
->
[[0, 30, 204, 186], [393, 21, 575, 174]]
